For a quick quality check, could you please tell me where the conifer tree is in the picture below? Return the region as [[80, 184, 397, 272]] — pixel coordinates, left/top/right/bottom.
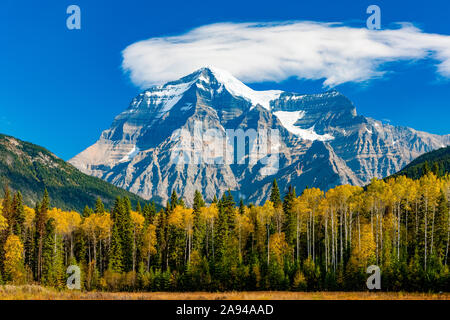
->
[[239, 199, 247, 215], [12, 192, 25, 240], [116, 197, 134, 271], [192, 190, 205, 252], [34, 190, 49, 281], [41, 218, 56, 285], [83, 205, 93, 217], [94, 197, 105, 214], [2, 184, 12, 224], [270, 179, 282, 208], [283, 185, 297, 246], [170, 190, 179, 210], [135, 201, 142, 214], [108, 225, 123, 273]]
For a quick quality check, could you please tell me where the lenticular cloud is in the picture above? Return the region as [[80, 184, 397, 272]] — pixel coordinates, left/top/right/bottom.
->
[[122, 21, 450, 88]]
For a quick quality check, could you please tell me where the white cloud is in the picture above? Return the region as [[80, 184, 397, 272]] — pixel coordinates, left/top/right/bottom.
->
[[122, 21, 450, 88]]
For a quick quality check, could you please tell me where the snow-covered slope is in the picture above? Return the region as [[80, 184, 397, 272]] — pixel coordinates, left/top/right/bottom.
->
[[208, 67, 282, 110], [273, 111, 334, 141]]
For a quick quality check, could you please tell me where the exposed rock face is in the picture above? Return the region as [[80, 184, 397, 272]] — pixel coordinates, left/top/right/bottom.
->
[[69, 67, 450, 205]]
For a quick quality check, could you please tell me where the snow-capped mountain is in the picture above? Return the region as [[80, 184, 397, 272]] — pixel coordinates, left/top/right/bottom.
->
[[69, 67, 450, 205]]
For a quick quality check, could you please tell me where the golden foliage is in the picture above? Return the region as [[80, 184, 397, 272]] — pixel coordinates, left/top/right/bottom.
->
[[4, 235, 25, 283], [0, 212, 8, 232]]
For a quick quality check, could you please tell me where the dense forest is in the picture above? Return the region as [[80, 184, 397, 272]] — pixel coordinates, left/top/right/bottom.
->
[[391, 146, 450, 180], [0, 172, 449, 292], [0, 133, 145, 211]]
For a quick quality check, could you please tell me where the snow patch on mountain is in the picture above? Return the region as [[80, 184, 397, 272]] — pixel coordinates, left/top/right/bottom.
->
[[119, 146, 140, 163], [274, 111, 334, 141], [143, 81, 194, 113], [209, 67, 282, 110]]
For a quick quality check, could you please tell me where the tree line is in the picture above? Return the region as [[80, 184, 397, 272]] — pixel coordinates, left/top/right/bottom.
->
[[0, 173, 449, 292]]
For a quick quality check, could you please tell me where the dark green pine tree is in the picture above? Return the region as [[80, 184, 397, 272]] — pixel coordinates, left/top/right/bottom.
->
[[215, 201, 228, 263], [170, 190, 179, 210], [135, 201, 142, 214], [111, 197, 122, 221], [432, 162, 440, 177], [192, 190, 205, 252], [423, 161, 431, 176], [42, 218, 57, 286], [239, 199, 245, 215], [34, 189, 49, 282], [270, 179, 282, 208], [108, 224, 123, 273], [24, 227, 34, 273], [212, 195, 218, 204], [143, 202, 156, 225], [12, 192, 25, 240], [83, 205, 93, 217], [2, 184, 12, 229], [0, 184, 12, 274], [224, 191, 236, 230], [283, 185, 297, 248], [156, 209, 169, 270], [120, 197, 134, 272], [94, 197, 105, 214]]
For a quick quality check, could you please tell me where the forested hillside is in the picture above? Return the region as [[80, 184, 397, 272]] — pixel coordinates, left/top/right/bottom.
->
[[392, 146, 450, 179], [0, 173, 449, 292], [0, 133, 145, 211]]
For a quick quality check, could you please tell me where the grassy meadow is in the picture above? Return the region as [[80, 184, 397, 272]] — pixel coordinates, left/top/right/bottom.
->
[[0, 285, 448, 300]]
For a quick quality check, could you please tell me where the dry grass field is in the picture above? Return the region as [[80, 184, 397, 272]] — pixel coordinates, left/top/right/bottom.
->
[[0, 285, 448, 300]]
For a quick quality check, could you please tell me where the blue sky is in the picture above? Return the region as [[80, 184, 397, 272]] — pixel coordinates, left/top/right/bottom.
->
[[1, 0, 450, 160]]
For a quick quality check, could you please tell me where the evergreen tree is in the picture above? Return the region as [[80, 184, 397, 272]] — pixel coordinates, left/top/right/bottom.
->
[[283, 185, 297, 246], [41, 218, 57, 285], [270, 179, 282, 208], [432, 162, 440, 176], [115, 197, 134, 271], [192, 190, 205, 252], [135, 201, 142, 214], [94, 197, 105, 214], [34, 190, 49, 281], [423, 161, 430, 175], [170, 190, 179, 210], [82, 205, 93, 217], [239, 199, 245, 215], [12, 192, 25, 240], [2, 184, 12, 224], [108, 225, 123, 273]]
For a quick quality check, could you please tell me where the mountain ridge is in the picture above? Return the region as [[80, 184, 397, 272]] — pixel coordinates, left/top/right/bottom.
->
[[69, 67, 450, 205], [0, 133, 147, 211]]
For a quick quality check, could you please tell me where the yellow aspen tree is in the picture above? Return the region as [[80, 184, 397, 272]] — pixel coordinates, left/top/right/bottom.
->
[[269, 232, 289, 265], [235, 208, 253, 261], [0, 212, 8, 232], [256, 201, 275, 266], [4, 234, 25, 283], [142, 223, 157, 271], [348, 223, 376, 271], [169, 205, 194, 264], [200, 203, 218, 258]]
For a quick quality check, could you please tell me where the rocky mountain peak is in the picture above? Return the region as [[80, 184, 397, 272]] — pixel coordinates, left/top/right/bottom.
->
[[69, 68, 450, 206]]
